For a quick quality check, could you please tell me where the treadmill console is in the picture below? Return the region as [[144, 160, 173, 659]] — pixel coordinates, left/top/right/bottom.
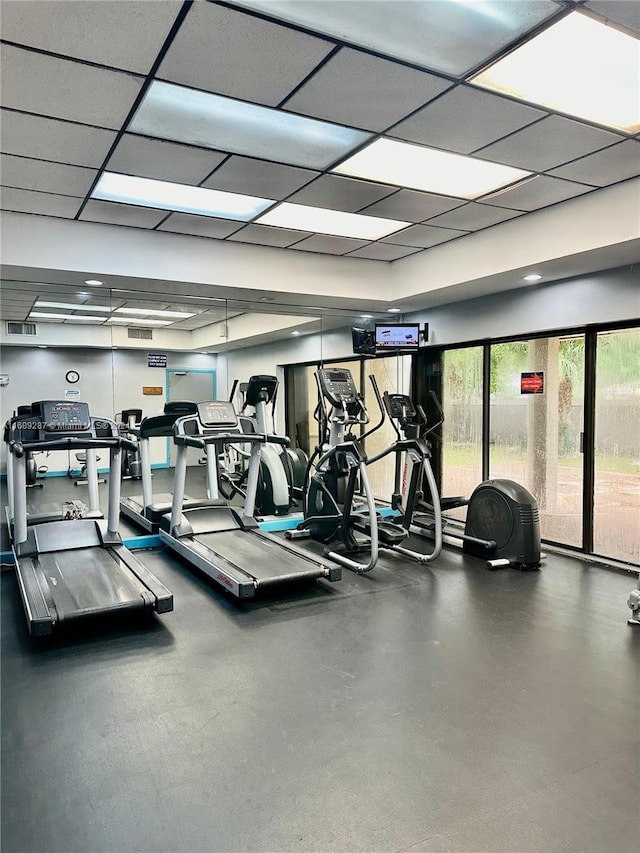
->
[[197, 401, 238, 429], [384, 394, 417, 420], [316, 368, 358, 408], [40, 401, 91, 432]]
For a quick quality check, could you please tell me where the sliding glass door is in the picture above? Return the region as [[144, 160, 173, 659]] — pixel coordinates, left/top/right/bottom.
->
[[593, 328, 640, 563], [489, 336, 586, 548]]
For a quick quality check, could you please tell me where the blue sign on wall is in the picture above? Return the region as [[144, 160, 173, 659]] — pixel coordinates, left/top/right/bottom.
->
[[148, 353, 168, 368]]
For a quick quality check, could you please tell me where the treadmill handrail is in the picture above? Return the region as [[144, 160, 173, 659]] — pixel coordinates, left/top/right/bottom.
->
[[10, 436, 128, 454], [174, 431, 288, 448]]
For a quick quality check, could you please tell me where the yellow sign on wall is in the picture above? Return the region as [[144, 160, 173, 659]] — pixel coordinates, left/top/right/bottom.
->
[[142, 386, 163, 396]]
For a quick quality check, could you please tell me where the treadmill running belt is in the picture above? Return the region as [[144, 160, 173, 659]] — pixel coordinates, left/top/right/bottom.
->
[[30, 548, 148, 617], [195, 530, 322, 582]]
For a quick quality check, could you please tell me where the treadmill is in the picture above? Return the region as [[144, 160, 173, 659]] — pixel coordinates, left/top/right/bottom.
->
[[120, 400, 209, 533], [8, 400, 173, 636], [159, 400, 341, 599], [4, 403, 103, 538]]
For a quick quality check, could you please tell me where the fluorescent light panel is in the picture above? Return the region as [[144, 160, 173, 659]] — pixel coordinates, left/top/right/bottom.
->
[[333, 138, 531, 198], [29, 312, 108, 322], [36, 301, 111, 312], [130, 81, 371, 170], [229, 0, 556, 77], [92, 172, 273, 220], [114, 307, 196, 319], [107, 317, 172, 326], [256, 202, 410, 240], [471, 11, 640, 133]]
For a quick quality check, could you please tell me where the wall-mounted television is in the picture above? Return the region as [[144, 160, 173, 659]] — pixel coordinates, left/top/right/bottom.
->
[[374, 323, 420, 350], [351, 327, 376, 356]]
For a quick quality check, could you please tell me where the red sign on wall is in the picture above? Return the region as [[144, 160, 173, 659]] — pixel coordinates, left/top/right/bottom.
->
[[521, 372, 544, 394]]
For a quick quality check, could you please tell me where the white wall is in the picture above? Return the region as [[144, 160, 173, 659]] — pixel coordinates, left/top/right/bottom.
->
[[1, 346, 220, 472]]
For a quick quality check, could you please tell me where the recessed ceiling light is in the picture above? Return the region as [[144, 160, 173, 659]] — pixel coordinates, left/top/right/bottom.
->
[[37, 345, 48, 349], [29, 312, 108, 322], [256, 202, 410, 240], [92, 172, 274, 221], [130, 81, 371, 170], [291, 331, 301, 336], [106, 317, 172, 326], [114, 307, 196, 319], [36, 301, 111, 312], [523, 273, 542, 282], [387, 308, 402, 313], [333, 138, 531, 199], [84, 279, 103, 286], [471, 11, 640, 133], [360, 314, 373, 319]]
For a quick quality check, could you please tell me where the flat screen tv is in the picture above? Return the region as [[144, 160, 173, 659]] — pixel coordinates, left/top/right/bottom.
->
[[374, 323, 420, 350], [351, 327, 376, 355]]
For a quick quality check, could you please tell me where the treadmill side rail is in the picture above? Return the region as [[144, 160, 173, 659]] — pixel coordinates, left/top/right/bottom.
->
[[13, 552, 53, 636], [111, 545, 174, 613]]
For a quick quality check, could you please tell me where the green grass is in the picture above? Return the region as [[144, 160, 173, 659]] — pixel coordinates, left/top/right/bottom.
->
[[443, 444, 639, 475]]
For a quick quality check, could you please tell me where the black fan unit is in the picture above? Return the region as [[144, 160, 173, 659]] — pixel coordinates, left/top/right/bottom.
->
[[463, 479, 541, 570]]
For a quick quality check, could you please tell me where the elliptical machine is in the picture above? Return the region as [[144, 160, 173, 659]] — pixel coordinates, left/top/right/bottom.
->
[[118, 408, 143, 480], [220, 375, 308, 516], [387, 392, 541, 570], [289, 367, 380, 573]]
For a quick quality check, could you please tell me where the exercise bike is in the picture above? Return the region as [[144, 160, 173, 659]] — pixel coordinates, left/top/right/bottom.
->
[[388, 391, 542, 570]]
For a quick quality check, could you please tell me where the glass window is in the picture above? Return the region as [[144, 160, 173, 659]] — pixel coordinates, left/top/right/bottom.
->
[[490, 336, 585, 547], [593, 328, 640, 563]]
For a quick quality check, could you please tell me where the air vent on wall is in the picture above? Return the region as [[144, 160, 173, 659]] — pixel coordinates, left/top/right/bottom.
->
[[128, 327, 153, 340], [7, 322, 37, 336]]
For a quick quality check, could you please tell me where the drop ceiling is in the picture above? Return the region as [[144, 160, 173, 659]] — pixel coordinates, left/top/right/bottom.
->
[[0, 0, 639, 328]]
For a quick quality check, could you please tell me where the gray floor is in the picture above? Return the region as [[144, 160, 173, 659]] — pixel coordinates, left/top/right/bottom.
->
[[1, 473, 639, 853]]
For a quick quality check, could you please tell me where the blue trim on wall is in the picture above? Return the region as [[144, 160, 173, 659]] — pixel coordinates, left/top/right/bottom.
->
[[123, 534, 161, 550], [257, 505, 399, 532]]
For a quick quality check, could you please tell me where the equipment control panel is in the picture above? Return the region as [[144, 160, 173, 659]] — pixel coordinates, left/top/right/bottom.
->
[[316, 368, 358, 408], [41, 401, 91, 432], [383, 393, 417, 420], [197, 400, 238, 429]]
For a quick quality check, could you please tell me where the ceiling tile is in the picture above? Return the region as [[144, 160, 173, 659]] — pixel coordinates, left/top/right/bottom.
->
[[476, 114, 624, 172], [227, 224, 310, 247], [483, 175, 595, 210], [283, 47, 451, 133], [389, 85, 546, 153], [381, 224, 466, 248], [426, 202, 524, 230], [289, 234, 370, 254], [157, 212, 244, 239], [107, 135, 227, 184], [585, 1, 640, 36], [347, 243, 423, 261], [548, 140, 640, 186], [363, 190, 465, 223], [0, 186, 81, 218], [231, 0, 558, 78], [202, 157, 317, 199], [79, 200, 168, 228], [0, 109, 118, 168], [287, 175, 396, 213], [156, 3, 334, 106], [1, 154, 97, 197], [0, 45, 144, 129], [0, 1, 180, 74]]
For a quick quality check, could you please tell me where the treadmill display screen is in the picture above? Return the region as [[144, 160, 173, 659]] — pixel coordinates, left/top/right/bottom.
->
[[43, 401, 91, 431], [198, 401, 238, 428]]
